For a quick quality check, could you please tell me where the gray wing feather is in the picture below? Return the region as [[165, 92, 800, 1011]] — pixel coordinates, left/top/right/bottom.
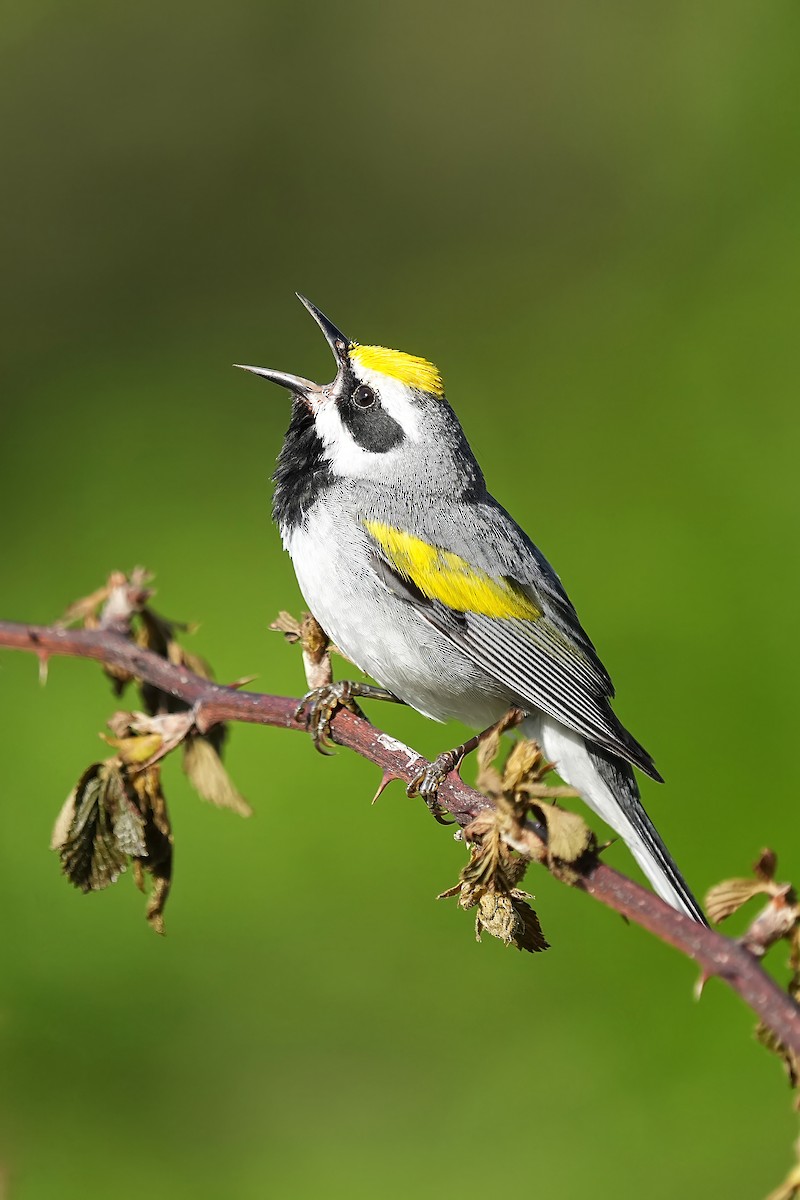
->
[[367, 496, 660, 780], [426, 602, 660, 778]]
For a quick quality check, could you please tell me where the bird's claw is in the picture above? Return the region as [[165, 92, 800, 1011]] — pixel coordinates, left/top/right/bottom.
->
[[295, 681, 367, 754], [407, 750, 462, 824]]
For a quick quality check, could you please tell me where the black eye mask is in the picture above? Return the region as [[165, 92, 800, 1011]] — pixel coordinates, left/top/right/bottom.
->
[[337, 384, 404, 453]]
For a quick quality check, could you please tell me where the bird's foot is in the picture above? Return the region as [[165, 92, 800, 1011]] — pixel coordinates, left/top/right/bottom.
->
[[295, 682, 399, 754], [407, 749, 464, 824], [406, 709, 526, 823]]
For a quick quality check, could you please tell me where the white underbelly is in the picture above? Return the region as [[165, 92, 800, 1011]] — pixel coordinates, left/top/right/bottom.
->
[[283, 512, 508, 727]]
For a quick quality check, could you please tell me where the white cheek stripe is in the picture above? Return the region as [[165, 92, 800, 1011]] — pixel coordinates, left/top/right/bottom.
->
[[313, 370, 421, 477], [314, 402, 375, 475]]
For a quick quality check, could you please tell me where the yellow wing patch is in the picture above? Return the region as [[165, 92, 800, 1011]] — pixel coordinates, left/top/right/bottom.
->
[[365, 521, 541, 620], [350, 345, 444, 398]]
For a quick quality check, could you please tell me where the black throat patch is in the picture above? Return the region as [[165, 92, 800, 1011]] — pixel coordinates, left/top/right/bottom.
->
[[272, 399, 332, 532]]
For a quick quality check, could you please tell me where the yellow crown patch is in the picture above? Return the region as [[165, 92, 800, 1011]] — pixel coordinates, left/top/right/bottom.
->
[[350, 344, 444, 398]]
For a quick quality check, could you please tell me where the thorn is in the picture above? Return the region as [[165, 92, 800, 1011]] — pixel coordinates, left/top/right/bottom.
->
[[694, 970, 711, 1001], [37, 651, 49, 687], [226, 675, 258, 690], [371, 772, 401, 804]]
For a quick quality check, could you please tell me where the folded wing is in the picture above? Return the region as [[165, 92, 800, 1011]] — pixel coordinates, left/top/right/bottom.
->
[[365, 513, 661, 781]]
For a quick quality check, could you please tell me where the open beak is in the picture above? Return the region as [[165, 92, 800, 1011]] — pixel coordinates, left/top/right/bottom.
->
[[234, 294, 351, 406]]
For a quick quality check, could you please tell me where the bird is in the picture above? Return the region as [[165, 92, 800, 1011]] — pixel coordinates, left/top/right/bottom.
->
[[237, 295, 705, 923]]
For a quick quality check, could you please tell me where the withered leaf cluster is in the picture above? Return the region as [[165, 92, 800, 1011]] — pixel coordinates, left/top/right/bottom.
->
[[52, 571, 251, 932], [52, 750, 172, 934], [438, 713, 591, 954], [707, 852, 800, 1111], [673, 843, 800, 1199]]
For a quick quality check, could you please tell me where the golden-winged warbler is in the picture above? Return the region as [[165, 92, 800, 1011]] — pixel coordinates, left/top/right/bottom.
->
[[238, 295, 704, 923]]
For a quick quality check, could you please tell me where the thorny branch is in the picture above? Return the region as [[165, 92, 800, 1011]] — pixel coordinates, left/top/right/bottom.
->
[[2, 612, 800, 1068]]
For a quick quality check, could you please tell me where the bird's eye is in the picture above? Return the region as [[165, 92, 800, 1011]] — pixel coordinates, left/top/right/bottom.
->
[[352, 384, 376, 410]]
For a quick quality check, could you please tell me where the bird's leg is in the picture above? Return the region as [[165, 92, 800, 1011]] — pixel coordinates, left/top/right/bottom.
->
[[296, 682, 403, 755], [407, 708, 525, 818]]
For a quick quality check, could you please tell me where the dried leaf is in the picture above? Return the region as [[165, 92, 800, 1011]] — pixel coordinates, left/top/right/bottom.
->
[[61, 569, 153, 631], [271, 613, 334, 689], [51, 791, 77, 852], [475, 711, 524, 795], [705, 849, 799, 945], [130, 766, 173, 935], [270, 611, 302, 642], [532, 801, 595, 867], [272, 609, 350, 672], [502, 738, 548, 791], [474, 761, 503, 798], [136, 606, 182, 659], [755, 849, 779, 883], [53, 756, 174, 932], [702, 854, 800, 1108], [705, 877, 772, 924], [103, 664, 135, 697], [132, 766, 170, 836], [129, 710, 195, 750], [475, 725, 502, 791], [475, 890, 549, 953], [104, 733, 164, 766], [59, 583, 113, 627], [461, 809, 498, 843], [441, 807, 548, 952], [145, 870, 171, 936], [515, 782, 580, 801], [62, 570, 158, 694], [104, 710, 195, 767], [757, 1021, 800, 1092], [474, 721, 572, 808], [112, 797, 147, 858], [57, 763, 131, 892], [182, 734, 252, 817], [136, 606, 210, 715], [107, 710, 135, 738], [461, 818, 506, 893]]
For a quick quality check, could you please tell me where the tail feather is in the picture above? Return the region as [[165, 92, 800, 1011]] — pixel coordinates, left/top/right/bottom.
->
[[523, 714, 706, 924], [586, 743, 707, 924]]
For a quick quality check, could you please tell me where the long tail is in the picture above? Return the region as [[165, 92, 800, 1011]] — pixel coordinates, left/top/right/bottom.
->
[[523, 714, 706, 924]]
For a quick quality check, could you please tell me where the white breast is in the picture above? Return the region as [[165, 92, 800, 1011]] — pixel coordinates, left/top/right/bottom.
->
[[281, 506, 508, 728]]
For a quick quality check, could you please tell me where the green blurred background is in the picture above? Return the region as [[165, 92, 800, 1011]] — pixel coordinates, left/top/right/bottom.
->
[[2, 2, 799, 1197]]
